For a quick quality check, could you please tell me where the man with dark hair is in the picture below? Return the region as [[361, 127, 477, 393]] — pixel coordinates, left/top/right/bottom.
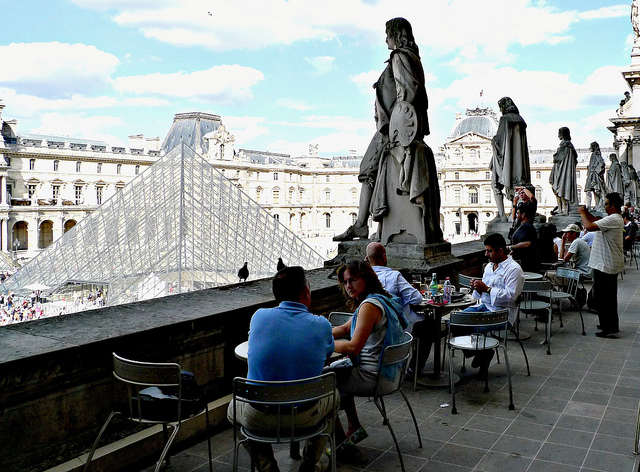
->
[[228, 266, 336, 472], [508, 200, 538, 272], [623, 212, 637, 252], [461, 233, 524, 374], [578, 192, 624, 338]]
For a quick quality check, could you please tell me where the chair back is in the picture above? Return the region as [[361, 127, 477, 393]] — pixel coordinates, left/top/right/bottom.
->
[[374, 332, 413, 398], [112, 353, 183, 424], [458, 274, 473, 289], [519, 280, 552, 312], [448, 309, 509, 348], [328, 311, 353, 327], [556, 267, 580, 296], [232, 373, 337, 443]]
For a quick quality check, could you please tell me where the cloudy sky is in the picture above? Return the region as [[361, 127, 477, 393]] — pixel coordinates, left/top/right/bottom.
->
[[0, 0, 634, 156]]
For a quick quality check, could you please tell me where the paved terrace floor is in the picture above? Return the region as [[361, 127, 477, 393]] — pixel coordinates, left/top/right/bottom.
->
[[141, 265, 640, 472]]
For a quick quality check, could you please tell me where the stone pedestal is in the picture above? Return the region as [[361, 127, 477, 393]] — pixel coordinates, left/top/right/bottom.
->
[[326, 239, 462, 281]]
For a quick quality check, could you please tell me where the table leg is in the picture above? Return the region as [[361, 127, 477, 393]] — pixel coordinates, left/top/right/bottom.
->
[[416, 308, 460, 388]]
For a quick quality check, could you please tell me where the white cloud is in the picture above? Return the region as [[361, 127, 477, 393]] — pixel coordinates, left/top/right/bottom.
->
[[30, 112, 125, 145], [350, 70, 379, 96], [578, 5, 628, 21], [277, 99, 313, 111], [222, 115, 270, 146], [305, 56, 336, 75], [0, 42, 119, 97], [114, 65, 264, 104]]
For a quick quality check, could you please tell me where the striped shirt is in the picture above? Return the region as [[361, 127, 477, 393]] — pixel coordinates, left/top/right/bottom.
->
[[589, 213, 624, 274]]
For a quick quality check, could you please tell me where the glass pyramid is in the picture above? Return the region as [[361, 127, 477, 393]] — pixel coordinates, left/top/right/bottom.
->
[[0, 143, 325, 307]]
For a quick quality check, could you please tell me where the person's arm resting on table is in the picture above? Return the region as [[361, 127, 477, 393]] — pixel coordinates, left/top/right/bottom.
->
[[333, 303, 381, 356]]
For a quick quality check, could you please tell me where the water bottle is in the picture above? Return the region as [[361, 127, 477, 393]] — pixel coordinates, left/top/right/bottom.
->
[[429, 273, 439, 299], [443, 277, 452, 304]]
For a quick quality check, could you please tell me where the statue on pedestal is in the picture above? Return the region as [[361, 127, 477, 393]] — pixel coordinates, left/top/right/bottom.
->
[[633, 0, 640, 38], [550, 127, 578, 216], [622, 161, 634, 205], [629, 164, 639, 207], [607, 154, 624, 196], [585, 141, 607, 211], [333, 17, 442, 244], [490, 97, 531, 222]]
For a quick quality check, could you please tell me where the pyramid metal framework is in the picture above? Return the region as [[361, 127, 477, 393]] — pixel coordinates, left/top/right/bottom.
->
[[0, 143, 324, 306]]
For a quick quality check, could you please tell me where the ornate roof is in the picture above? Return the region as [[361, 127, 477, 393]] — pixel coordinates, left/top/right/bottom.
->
[[161, 112, 222, 155], [449, 107, 499, 140]]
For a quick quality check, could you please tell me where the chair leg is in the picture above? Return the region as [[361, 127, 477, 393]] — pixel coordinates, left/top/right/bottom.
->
[[571, 299, 586, 336], [374, 395, 406, 472], [502, 347, 514, 411], [448, 347, 457, 414], [511, 329, 531, 376], [634, 395, 640, 455], [205, 406, 213, 472], [413, 337, 419, 391], [399, 389, 422, 448], [83, 411, 120, 472], [155, 424, 180, 472]]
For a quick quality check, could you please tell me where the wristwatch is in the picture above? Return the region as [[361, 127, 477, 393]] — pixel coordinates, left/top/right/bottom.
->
[[487, 287, 492, 294]]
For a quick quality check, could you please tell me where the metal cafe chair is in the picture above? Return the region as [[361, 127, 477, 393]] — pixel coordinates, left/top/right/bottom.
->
[[368, 331, 422, 472], [328, 311, 353, 327], [446, 308, 514, 414], [537, 267, 586, 336], [231, 373, 338, 472], [519, 280, 553, 356], [84, 353, 212, 472]]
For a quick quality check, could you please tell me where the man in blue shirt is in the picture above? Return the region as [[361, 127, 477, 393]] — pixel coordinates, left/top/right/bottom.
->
[[228, 266, 336, 472]]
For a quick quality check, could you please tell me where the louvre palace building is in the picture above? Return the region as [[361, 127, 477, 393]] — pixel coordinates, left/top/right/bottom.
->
[[0, 99, 611, 264]]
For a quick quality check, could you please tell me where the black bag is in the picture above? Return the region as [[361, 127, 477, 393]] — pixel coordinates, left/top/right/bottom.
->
[[575, 287, 587, 309], [134, 370, 205, 421]]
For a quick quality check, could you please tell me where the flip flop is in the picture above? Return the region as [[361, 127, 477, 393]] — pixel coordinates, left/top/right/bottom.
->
[[325, 438, 356, 457], [349, 426, 369, 444]]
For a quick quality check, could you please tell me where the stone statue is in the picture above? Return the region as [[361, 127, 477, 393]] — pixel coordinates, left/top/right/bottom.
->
[[621, 161, 634, 205], [629, 164, 639, 207], [607, 153, 624, 196], [549, 127, 578, 216], [490, 97, 532, 222], [633, 0, 640, 38], [585, 141, 607, 211], [333, 17, 442, 244]]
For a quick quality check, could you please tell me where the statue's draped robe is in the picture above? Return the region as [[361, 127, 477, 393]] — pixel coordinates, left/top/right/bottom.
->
[[608, 160, 624, 196], [585, 150, 606, 197], [550, 139, 578, 203], [490, 113, 531, 200], [362, 46, 442, 243]]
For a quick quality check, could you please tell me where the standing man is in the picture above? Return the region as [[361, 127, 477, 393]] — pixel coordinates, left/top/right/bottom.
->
[[365, 242, 429, 372], [507, 200, 538, 272], [578, 193, 624, 338], [228, 266, 336, 472]]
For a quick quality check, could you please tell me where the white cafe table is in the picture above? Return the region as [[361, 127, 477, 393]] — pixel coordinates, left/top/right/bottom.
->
[[523, 272, 543, 280], [234, 340, 249, 361]]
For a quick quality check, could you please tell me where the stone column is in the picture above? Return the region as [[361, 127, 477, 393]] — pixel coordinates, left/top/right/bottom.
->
[[0, 218, 6, 253]]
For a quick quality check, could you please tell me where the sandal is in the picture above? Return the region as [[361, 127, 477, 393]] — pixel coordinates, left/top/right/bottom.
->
[[325, 438, 356, 456], [348, 427, 369, 444]]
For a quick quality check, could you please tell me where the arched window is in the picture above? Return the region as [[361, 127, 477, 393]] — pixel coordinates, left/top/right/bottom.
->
[[29, 159, 35, 170], [53, 160, 59, 171], [64, 220, 76, 233], [484, 189, 492, 204], [135, 165, 140, 175], [535, 186, 543, 202], [272, 187, 280, 204], [469, 187, 478, 204], [299, 188, 305, 202], [454, 188, 461, 203], [255, 186, 263, 203], [536, 171, 541, 179], [289, 187, 295, 203], [350, 212, 357, 225], [454, 172, 460, 180], [13, 221, 28, 250], [485, 171, 490, 180], [76, 161, 82, 172], [324, 188, 331, 203], [38, 220, 54, 249], [273, 214, 279, 220], [96, 186, 103, 205], [116, 164, 122, 174], [324, 212, 331, 228], [97, 162, 102, 173], [300, 212, 306, 229]]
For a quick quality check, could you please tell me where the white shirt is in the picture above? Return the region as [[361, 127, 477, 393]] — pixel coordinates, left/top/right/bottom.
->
[[589, 213, 624, 274], [581, 231, 595, 247], [472, 255, 524, 326], [372, 265, 423, 325]]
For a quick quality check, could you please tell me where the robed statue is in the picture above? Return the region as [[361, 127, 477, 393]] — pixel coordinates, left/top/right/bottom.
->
[[585, 141, 606, 211], [607, 154, 624, 196], [334, 17, 442, 244], [490, 97, 532, 221], [550, 127, 578, 216]]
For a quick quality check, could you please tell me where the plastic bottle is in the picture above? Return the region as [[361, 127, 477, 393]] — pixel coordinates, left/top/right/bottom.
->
[[443, 277, 452, 304], [429, 273, 439, 299]]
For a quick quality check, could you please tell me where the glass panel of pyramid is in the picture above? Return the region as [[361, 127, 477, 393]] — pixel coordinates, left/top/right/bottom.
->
[[0, 143, 325, 307]]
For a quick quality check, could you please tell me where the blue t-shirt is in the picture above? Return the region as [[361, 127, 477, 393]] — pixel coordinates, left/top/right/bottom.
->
[[247, 301, 334, 381]]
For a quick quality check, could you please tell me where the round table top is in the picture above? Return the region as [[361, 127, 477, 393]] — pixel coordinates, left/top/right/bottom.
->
[[420, 294, 476, 310], [523, 272, 543, 280], [234, 340, 249, 361]]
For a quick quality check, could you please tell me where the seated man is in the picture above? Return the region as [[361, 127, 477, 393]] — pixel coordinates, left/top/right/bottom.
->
[[227, 266, 337, 472], [559, 223, 592, 278], [623, 212, 637, 252], [365, 242, 429, 373], [463, 233, 524, 374]]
